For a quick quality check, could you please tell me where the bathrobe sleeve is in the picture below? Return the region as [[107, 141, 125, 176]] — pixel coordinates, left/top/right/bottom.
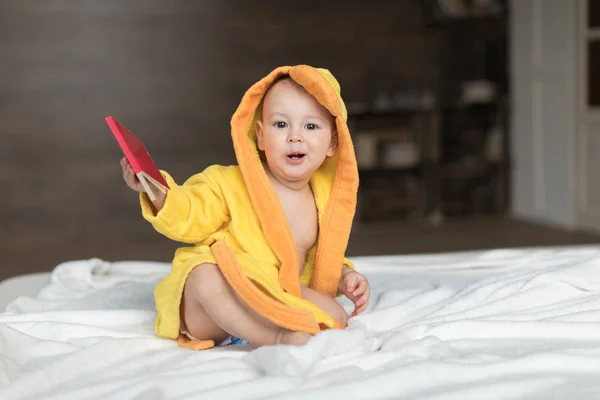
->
[[343, 257, 355, 271], [139, 166, 229, 243]]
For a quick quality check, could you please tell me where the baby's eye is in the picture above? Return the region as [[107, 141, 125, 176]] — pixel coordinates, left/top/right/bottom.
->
[[305, 123, 318, 130], [274, 121, 287, 129]]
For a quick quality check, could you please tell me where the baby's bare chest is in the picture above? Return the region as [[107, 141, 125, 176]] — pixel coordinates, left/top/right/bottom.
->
[[277, 190, 318, 258]]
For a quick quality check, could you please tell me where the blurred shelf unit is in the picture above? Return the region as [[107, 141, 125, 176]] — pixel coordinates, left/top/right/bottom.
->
[[346, 0, 509, 224], [348, 95, 440, 223], [350, 0, 509, 223], [350, 95, 509, 223]]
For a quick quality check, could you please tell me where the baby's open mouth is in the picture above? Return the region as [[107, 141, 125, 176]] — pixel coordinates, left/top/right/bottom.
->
[[287, 153, 305, 159]]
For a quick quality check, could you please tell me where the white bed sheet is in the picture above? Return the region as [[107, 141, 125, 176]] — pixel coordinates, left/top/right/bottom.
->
[[2, 246, 600, 399], [0, 273, 51, 312]]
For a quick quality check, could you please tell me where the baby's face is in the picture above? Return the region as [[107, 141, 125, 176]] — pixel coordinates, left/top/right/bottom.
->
[[256, 78, 337, 185]]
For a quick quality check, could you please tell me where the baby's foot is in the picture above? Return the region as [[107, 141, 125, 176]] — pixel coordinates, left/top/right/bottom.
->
[[275, 329, 311, 346]]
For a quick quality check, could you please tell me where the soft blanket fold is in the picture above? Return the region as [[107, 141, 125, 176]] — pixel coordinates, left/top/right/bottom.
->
[[4, 248, 600, 398]]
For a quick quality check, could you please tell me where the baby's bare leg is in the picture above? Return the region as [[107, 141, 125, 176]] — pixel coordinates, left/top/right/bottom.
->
[[183, 264, 310, 346], [301, 285, 349, 328], [181, 276, 229, 344]]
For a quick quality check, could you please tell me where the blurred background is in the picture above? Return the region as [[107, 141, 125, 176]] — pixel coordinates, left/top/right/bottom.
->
[[2, 0, 600, 281]]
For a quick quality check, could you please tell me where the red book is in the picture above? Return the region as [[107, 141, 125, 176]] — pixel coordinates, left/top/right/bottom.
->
[[106, 116, 169, 201]]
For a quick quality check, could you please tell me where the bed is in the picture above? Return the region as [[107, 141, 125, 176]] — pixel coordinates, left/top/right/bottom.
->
[[2, 245, 600, 399]]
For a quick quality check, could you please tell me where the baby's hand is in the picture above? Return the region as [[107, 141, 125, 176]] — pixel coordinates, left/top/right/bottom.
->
[[120, 157, 145, 192], [120, 156, 167, 212], [339, 269, 370, 317]]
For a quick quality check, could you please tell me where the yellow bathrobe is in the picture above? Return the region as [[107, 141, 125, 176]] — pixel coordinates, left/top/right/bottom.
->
[[140, 65, 359, 350]]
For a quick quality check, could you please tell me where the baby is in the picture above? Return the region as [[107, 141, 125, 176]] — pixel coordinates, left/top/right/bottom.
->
[[121, 65, 369, 349]]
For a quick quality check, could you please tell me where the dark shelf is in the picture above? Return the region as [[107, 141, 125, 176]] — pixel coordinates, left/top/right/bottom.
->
[[348, 101, 502, 120], [442, 100, 502, 109], [359, 166, 424, 175], [348, 106, 435, 119], [425, 13, 506, 27], [440, 160, 500, 179]]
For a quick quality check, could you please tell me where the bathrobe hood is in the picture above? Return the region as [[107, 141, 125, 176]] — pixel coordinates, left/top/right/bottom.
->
[[230, 65, 359, 299]]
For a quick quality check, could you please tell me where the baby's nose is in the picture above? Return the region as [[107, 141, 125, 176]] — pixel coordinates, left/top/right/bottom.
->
[[287, 133, 303, 142]]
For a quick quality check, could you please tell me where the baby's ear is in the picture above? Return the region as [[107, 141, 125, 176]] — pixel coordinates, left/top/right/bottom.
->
[[255, 120, 265, 150], [327, 128, 338, 157]]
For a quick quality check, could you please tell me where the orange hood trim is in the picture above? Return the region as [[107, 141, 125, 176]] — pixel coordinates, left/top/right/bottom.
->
[[230, 65, 358, 299]]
